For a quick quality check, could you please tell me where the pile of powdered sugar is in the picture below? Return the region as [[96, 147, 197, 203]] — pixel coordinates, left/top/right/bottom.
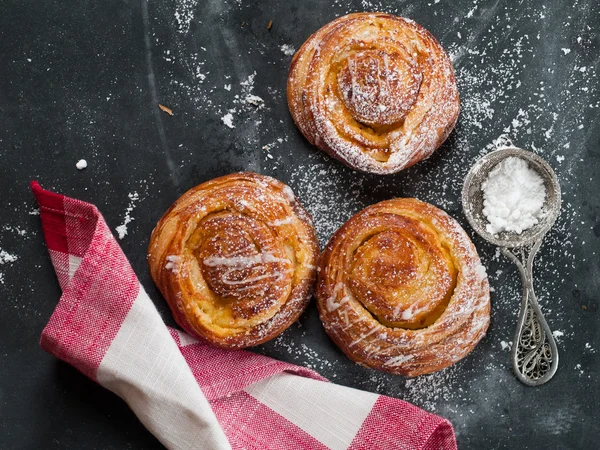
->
[[481, 156, 547, 234]]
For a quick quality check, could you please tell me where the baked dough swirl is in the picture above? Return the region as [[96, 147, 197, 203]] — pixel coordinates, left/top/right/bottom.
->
[[316, 199, 490, 376], [148, 173, 319, 348], [287, 13, 460, 174]]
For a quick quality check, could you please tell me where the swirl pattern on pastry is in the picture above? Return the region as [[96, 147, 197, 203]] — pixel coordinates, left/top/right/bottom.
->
[[148, 172, 319, 348], [287, 12, 460, 174], [316, 198, 490, 376]]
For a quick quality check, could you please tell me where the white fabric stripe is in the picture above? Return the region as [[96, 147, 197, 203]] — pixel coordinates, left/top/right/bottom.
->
[[48, 249, 69, 285], [68, 255, 82, 280], [177, 329, 201, 347], [245, 372, 378, 450], [97, 285, 231, 450]]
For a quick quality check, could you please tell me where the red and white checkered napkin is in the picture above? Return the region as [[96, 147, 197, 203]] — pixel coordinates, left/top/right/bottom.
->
[[31, 181, 457, 450]]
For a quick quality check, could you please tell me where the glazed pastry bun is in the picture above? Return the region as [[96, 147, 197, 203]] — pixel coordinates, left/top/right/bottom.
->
[[148, 172, 319, 349], [316, 198, 490, 376], [288, 13, 460, 174]]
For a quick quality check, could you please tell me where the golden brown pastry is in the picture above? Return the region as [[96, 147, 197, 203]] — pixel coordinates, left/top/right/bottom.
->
[[316, 198, 490, 376], [148, 172, 319, 349], [287, 13, 460, 175]]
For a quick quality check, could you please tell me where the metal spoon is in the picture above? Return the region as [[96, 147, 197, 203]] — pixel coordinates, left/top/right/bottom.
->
[[462, 147, 561, 386]]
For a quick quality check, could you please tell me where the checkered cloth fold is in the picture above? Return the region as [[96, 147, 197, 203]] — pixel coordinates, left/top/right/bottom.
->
[[31, 181, 457, 450]]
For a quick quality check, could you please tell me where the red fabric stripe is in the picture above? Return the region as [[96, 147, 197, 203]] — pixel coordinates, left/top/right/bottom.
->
[[31, 181, 68, 254], [211, 391, 329, 450], [171, 330, 327, 401], [422, 419, 457, 450], [64, 198, 98, 257], [348, 395, 457, 450], [33, 182, 138, 381]]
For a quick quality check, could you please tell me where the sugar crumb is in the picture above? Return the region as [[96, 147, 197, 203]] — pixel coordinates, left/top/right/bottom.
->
[[115, 192, 140, 240], [280, 44, 295, 56], [221, 113, 235, 129]]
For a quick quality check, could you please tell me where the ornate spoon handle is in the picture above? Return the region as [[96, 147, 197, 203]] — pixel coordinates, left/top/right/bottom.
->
[[501, 239, 559, 386]]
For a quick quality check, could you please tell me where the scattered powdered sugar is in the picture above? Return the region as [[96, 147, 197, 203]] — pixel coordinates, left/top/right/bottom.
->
[[482, 156, 546, 234], [552, 330, 565, 341], [0, 249, 18, 285], [115, 192, 140, 240], [474, 263, 487, 281], [175, 64, 266, 132], [0, 249, 18, 265], [2, 225, 27, 237], [245, 94, 264, 107], [221, 113, 235, 129], [174, 0, 199, 34], [280, 44, 296, 56], [500, 341, 511, 351], [286, 157, 370, 244], [265, 330, 341, 375], [402, 366, 460, 411], [584, 343, 596, 354]]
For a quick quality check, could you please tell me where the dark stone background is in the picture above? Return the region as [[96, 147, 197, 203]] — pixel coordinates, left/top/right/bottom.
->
[[1, 0, 598, 448]]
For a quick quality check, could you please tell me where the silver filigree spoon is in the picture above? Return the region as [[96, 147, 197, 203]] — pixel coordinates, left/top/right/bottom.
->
[[462, 147, 561, 386]]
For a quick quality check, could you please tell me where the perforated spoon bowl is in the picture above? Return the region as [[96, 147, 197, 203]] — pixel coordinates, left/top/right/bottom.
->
[[462, 147, 561, 386]]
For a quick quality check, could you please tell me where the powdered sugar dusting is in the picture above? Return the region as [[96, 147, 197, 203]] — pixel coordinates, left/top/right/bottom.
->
[[245, 94, 264, 107], [287, 159, 368, 244], [0, 250, 18, 265], [174, 0, 199, 34], [115, 192, 140, 240], [280, 44, 296, 56], [221, 113, 235, 129], [0, 249, 18, 285], [3, 225, 27, 237]]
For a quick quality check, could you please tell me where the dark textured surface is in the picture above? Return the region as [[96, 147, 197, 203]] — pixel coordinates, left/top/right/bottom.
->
[[1, 0, 599, 449]]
